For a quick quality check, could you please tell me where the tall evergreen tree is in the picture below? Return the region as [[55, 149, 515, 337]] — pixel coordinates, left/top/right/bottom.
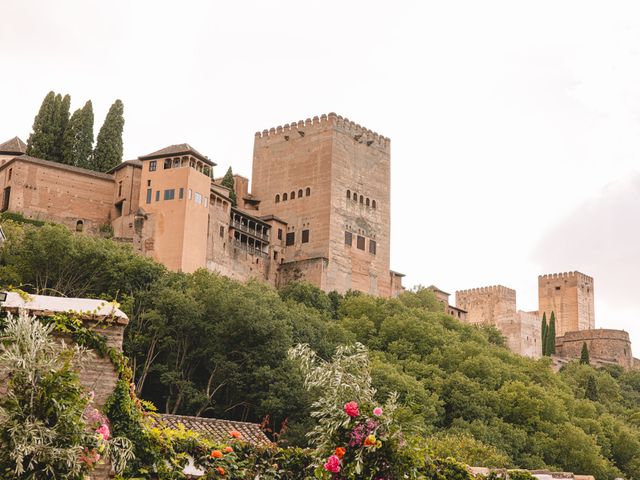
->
[[53, 94, 71, 162], [580, 342, 590, 365], [94, 99, 124, 172], [221, 166, 237, 206], [26, 91, 57, 160], [546, 311, 557, 356], [585, 374, 599, 401], [541, 312, 548, 356], [61, 101, 94, 168]]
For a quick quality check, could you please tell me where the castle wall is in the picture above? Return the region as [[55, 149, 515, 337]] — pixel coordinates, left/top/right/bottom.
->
[[517, 310, 542, 358], [0, 156, 114, 233], [556, 329, 633, 370], [538, 272, 595, 336]]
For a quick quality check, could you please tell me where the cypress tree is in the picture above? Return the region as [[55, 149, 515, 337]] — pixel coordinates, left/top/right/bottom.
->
[[26, 91, 57, 160], [585, 374, 598, 401], [53, 94, 71, 162], [546, 312, 557, 356], [541, 312, 548, 356], [62, 101, 94, 168], [94, 99, 124, 172], [221, 167, 237, 206], [580, 342, 590, 365]]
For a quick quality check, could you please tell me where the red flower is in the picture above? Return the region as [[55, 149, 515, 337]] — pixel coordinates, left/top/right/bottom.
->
[[216, 466, 225, 475], [224, 446, 234, 453], [344, 401, 359, 417], [229, 430, 242, 439], [211, 450, 223, 458]]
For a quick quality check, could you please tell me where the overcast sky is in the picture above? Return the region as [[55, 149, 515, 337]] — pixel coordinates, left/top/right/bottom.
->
[[2, 1, 639, 350]]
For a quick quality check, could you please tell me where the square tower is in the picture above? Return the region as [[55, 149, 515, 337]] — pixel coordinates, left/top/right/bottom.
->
[[538, 271, 595, 336], [138, 144, 215, 273], [251, 113, 392, 296]]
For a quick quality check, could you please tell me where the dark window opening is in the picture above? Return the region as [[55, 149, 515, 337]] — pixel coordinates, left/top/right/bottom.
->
[[75, 220, 84, 232], [147, 179, 151, 187], [278, 228, 283, 240], [302, 229, 310, 243], [357, 235, 365, 250], [2, 187, 11, 212], [220, 226, 225, 238], [359, 195, 364, 204], [149, 160, 157, 172], [115, 201, 123, 218], [118, 181, 123, 197], [555, 286, 561, 291], [286, 232, 295, 246], [291, 191, 295, 199], [179, 188, 184, 199], [306, 187, 311, 196], [274, 251, 278, 260], [275, 194, 280, 203], [298, 189, 303, 198], [283, 193, 288, 201], [155, 190, 160, 202], [347, 190, 351, 199], [164, 189, 175, 200], [369, 239, 377, 255], [372, 200, 377, 209], [353, 193, 358, 202], [164, 159, 172, 169], [146, 188, 152, 204], [8, 168, 12, 181], [366, 198, 370, 207], [345, 231, 352, 246]]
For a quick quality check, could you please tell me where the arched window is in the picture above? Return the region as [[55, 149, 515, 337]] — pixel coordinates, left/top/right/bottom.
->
[[275, 194, 280, 203], [283, 193, 288, 201], [347, 190, 351, 199], [291, 191, 295, 199], [366, 198, 370, 207], [298, 189, 303, 198], [353, 192, 358, 202], [306, 187, 311, 196], [359, 195, 364, 204], [76, 220, 84, 232], [372, 200, 377, 209]]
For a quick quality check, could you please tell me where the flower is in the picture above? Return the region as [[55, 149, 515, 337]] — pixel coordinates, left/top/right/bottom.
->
[[324, 454, 341, 473], [211, 450, 224, 458], [224, 446, 234, 453], [335, 447, 346, 458], [373, 407, 383, 416], [229, 430, 242, 439], [216, 466, 226, 475], [96, 424, 110, 441], [344, 401, 359, 417], [364, 434, 377, 446]]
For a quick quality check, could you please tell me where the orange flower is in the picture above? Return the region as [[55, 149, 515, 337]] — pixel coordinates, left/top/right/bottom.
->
[[364, 434, 376, 447], [229, 430, 242, 439], [210, 450, 224, 458], [216, 466, 225, 475], [224, 446, 234, 453], [335, 447, 346, 458]]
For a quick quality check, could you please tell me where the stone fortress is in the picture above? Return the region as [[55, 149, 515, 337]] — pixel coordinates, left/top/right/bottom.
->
[[1, 114, 636, 369], [0, 113, 405, 298]]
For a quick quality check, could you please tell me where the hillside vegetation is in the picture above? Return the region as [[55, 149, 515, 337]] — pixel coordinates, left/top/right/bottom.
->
[[1, 221, 640, 479]]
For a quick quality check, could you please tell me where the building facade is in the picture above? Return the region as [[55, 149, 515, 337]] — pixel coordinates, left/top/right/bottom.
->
[[0, 113, 404, 297]]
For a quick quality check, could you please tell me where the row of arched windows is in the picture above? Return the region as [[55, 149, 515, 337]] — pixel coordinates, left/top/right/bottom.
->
[[275, 187, 311, 203], [346, 190, 377, 209]]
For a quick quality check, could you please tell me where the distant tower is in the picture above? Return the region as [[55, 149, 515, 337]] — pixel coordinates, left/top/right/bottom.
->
[[137, 144, 216, 273], [251, 113, 395, 296], [538, 271, 595, 336]]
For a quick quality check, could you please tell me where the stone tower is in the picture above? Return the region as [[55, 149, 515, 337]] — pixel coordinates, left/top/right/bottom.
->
[[538, 271, 595, 336], [251, 113, 393, 296], [137, 144, 216, 273]]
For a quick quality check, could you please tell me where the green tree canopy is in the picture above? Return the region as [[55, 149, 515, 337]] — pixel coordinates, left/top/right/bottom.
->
[[221, 166, 237, 206], [61, 100, 94, 168], [94, 99, 124, 172], [546, 312, 556, 356], [26, 91, 71, 162], [580, 342, 590, 365]]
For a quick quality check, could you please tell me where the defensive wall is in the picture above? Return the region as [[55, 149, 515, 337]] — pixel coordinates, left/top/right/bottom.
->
[[555, 328, 633, 370]]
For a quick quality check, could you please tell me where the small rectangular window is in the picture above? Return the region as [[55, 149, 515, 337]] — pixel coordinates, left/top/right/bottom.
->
[[118, 181, 123, 197], [164, 159, 172, 169], [155, 190, 160, 202], [286, 232, 295, 246], [189, 188, 193, 200], [149, 160, 157, 172], [278, 228, 283, 240], [164, 189, 175, 200], [146, 188, 152, 204], [147, 179, 151, 187], [369, 239, 377, 255], [302, 229, 310, 243], [219, 226, 225, 238], [8, 168, 13, 181], [179, 188, 184, 199], [345, 231, 352, 246], [357, 235, 365, 250], [194, 192, 202, 205]]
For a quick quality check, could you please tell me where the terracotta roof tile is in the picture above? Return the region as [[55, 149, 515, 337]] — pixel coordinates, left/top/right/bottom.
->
[[0, 136, 27, 155], [138, 143, 215, 166], [157, 414, 271, 445], [0, 155, 114, 180]]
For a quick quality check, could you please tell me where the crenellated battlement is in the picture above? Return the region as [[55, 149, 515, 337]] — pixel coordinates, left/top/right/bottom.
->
[[455, 285, 516, 297], [254, 113, 390, 149], [538, 271, 593, 283]]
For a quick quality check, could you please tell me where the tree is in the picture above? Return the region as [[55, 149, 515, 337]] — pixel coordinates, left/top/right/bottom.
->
[[221, 166, 237, 206], [53, 94, 71, 162], [585, 374, 599, 401], [546, 312, 556, 356], [580, 342, 590, 365], [541, 313, 548, 356], [61, 101, 94, 168], [94, 99, 124, 172], [26, 92, 71, 163]]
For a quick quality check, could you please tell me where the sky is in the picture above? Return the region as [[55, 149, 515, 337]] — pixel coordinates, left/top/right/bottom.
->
[[1, 1, 639, 349]]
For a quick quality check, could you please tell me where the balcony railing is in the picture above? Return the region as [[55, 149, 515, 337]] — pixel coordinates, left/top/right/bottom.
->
[[232, 221, 269, 241], [233, 239, 269, 258]]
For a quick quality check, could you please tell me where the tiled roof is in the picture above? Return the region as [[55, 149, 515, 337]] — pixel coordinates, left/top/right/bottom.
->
[[139, 143, 215, 166], [157, 414, 271, 445], [107, 159, 143, 173], [0, 155, 114, 180], [0, 136, 27, 155]]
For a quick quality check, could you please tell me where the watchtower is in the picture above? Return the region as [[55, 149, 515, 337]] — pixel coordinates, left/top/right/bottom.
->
[[251, 113, 392, 296], [538, 271, 595, 336]]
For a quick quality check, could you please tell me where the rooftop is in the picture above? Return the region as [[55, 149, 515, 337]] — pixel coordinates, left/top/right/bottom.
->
[[157, 414, 270, 445], [0, 155, 114, 180], [0, 136, 27, 155], [107, 159, 142, 173], [139, 143, 216, 167]]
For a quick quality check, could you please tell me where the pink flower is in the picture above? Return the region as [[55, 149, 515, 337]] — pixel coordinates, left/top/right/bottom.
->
[[96, 424, 110, 441], [373, 407, 383, 416], [344, 401, 359, 417], [324, 454, 341, 473]]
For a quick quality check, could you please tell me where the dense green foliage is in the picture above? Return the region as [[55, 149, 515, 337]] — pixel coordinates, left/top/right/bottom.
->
[[2, 220, 640, 479], [61, 100, 95, 168], [581, 342, 591, 365], [26, 91, 70, 162], [221, 166, 237, 206], [93, 99, 125, 172]]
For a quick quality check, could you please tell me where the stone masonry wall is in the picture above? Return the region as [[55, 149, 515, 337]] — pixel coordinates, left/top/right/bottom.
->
[[538, 272, 595, 337], [556, 329, 633, 370]]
